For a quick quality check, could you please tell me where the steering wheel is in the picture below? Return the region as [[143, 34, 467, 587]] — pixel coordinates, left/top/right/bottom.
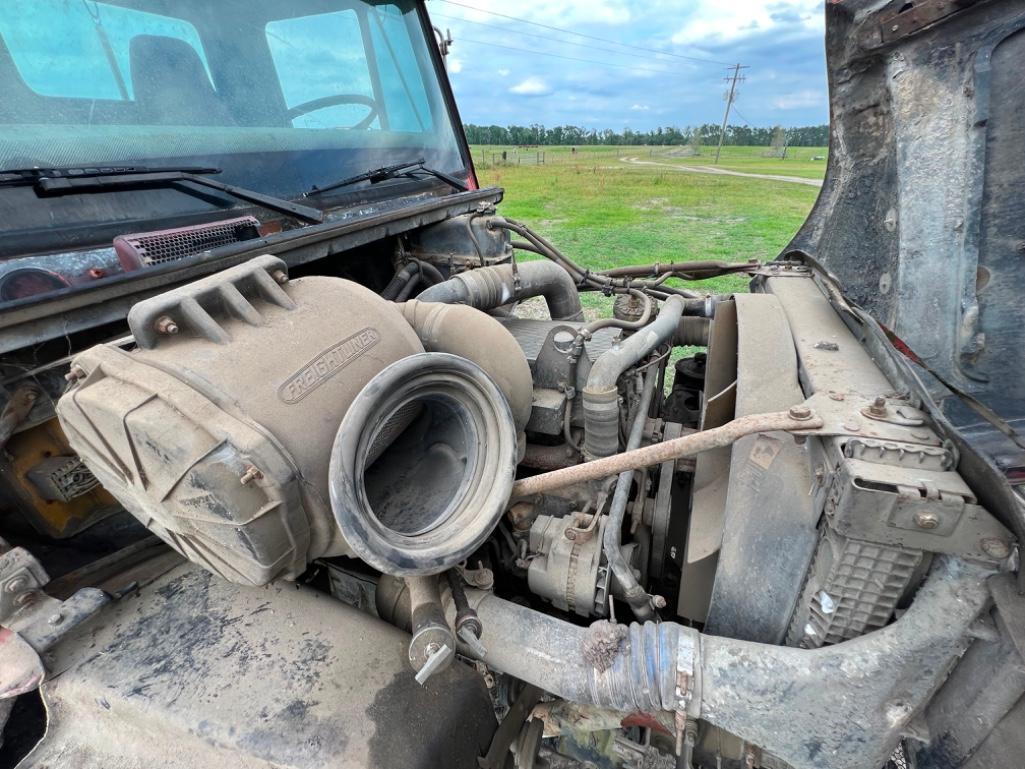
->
[[285, 94, 379, 129]]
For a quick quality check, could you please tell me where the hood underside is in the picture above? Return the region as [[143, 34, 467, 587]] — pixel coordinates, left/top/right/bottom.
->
[[791, 0, 1025, 446]]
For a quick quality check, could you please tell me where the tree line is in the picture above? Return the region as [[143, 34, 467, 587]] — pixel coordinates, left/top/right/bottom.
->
[[462, 123, 830, 147]]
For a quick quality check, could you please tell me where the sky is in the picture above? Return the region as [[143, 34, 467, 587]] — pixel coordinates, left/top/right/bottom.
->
[[426, 0, 830, 131]]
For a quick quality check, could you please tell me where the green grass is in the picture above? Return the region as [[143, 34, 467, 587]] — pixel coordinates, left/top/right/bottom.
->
[[471, 144, 825, 315], [472, 144, 829, 180]]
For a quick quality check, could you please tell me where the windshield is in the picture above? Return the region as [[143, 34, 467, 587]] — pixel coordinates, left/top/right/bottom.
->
[[0, 0, 468, 304]]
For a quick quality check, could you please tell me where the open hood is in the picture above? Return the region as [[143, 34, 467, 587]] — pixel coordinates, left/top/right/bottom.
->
[[789, 0, 1025, 447]]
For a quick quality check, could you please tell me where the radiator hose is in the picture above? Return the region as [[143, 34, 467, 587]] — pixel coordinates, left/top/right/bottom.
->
[[379, 557, 993, 769]]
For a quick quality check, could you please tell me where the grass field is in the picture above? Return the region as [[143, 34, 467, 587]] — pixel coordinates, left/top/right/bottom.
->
[[471, 145, 827, 316]]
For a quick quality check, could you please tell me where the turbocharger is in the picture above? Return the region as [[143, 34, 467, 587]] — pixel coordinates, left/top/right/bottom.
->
[[56, 256, 530, 585]]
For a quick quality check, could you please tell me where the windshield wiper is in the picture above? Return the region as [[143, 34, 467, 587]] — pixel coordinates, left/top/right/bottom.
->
[[7, 166, 325, 224], [0, 165, 221, 186], [305, 158, 468, 197]]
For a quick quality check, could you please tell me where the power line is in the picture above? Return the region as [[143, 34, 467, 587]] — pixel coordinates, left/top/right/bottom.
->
[[435, 0, 732, 66], [731, 107, 754, 127], [430, 10, 719, 69], [454, 35, 679, 76]]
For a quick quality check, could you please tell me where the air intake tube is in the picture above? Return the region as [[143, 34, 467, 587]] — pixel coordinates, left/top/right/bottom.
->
[[329, 297, 532, 577], [416, 261, 584, 321], [398, 300, 533, 434]]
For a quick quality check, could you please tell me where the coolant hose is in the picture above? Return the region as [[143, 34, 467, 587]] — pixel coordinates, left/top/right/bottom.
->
[[394, 556, 989, 769], [382, 260, 445, 301], [583, 295, 685, 459], [604, 367, 658, 621], [381, 262, 420, 300], [417, 261, 584, 321], [399, 300, 533, 433]]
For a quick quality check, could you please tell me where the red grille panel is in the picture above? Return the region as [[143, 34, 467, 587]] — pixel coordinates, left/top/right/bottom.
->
[[114, 216, 260, 270]]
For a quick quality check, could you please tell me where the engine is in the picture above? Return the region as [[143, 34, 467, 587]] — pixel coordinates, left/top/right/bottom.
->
[[8, 212, 1011, 769]]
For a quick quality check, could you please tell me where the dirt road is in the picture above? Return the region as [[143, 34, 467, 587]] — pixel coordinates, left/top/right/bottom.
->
[[619, 156, 823, 188]]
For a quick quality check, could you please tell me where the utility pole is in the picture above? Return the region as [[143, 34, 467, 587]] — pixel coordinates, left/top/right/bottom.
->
[[433, 26, 453, 66], [714, 63, 748, 164]]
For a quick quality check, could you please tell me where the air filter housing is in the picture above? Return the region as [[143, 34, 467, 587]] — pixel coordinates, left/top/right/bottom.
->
[[57, 255, 520, 586], [57, 256, 424, 585]]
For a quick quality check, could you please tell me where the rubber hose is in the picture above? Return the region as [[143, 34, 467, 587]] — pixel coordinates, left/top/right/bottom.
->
[[417, 261, 584, 321]]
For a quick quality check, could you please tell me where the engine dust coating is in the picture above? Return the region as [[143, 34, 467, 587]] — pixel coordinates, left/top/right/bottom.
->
[[278, 327, 382, 404]]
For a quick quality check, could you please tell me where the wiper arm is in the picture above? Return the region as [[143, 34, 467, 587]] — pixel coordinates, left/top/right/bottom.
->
[[305, 157, 468, 197], [0, 164, 221, 186], [21, 168, 324, 224]]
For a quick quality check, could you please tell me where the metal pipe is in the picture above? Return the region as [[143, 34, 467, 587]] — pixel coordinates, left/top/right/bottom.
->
[[452, 557, 991, 769], [512, 409, 823, 499], [417, 260, 584, 321], [406, 575, 454, 684], [463, 590, 693, 713], [600, 260, 757, 281], [579, 290, 653, 336], [501, 220, 702, 300], [604, 368, 658, 620], [583, 296, 685, 459]]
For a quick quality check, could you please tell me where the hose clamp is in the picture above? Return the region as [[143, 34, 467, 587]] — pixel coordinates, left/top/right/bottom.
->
[[675, 629, 699, 712]]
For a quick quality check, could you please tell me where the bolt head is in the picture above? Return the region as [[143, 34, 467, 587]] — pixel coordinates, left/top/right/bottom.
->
[[981, 538, 1011, 559], [65, 365, 86, 383], [272, 270, 289, 285], [788, 405, 812, 420], [914, 511, 940, 530]]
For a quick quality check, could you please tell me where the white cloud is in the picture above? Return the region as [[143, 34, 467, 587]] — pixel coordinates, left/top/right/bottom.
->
[[630, 104, 651, 111], [773, 89, 825, 109], [448, 57, 464, 74], [509, 77, 551, 96], [497, 68, 510, 77], [671, 0, 823, 46], [440, 0, 630, 26]]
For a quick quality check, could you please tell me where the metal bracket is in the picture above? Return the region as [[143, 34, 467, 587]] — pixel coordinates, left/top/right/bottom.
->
[[754, 262, 812, 278], [0, 537, 110, 699]]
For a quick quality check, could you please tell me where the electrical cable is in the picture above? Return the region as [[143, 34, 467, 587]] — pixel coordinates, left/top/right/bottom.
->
[[430, 10, 722, 70], [435, 0, 733, 66]]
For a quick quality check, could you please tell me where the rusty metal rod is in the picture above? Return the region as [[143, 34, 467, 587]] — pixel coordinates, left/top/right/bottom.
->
[[511, 410, 822, 498], [600, 259, 759, 280]]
